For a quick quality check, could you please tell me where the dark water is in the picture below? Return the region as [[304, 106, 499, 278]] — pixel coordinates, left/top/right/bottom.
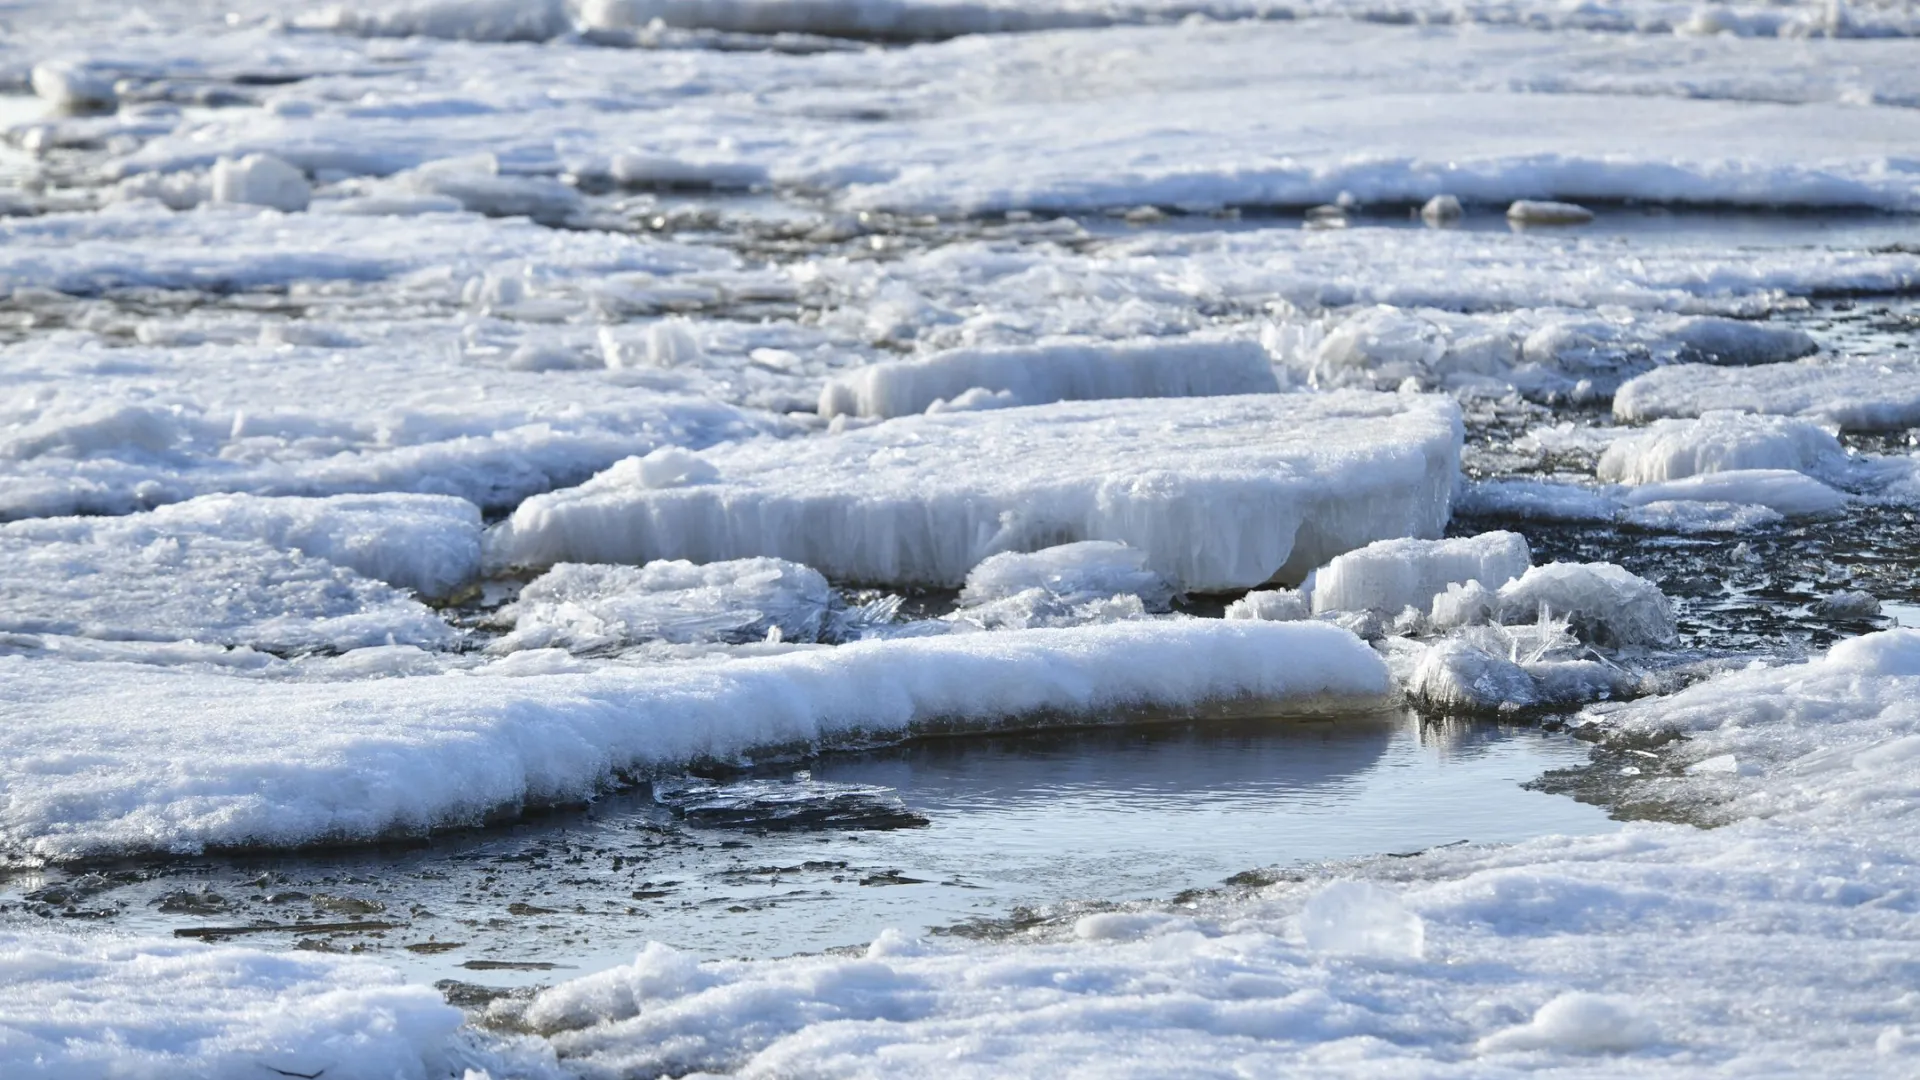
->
[[0, 714, 1607, 991]]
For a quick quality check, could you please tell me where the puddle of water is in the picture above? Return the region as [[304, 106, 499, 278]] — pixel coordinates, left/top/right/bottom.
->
[[1, 714, 1610, 992]]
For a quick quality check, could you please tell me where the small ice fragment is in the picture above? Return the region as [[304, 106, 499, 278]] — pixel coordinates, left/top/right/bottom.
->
[[1495, 561, 1675, 648], [1597, 412, 1846, 485], [1304, 204, 1348, 229], [1506, 199, 1595, 226], [1478, 992, 1657, 1054], [1299, 880, 1424, 960], [620, 446, 718, 489], [210, 154, 312, 212], [1620, 469, 1847, 518], [1812, 590, 1882, 620], [1686, 753, 1747, 775], [1419, 194, 1463, 225], [1122, 205, 1166, 224], [1226, 588, 1309, 622], [30, 60, 117, 111], [1311, 532, 1531, 616]]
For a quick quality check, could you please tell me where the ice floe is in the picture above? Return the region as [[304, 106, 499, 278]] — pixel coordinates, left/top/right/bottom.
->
[[1596, 411, 1847, 484], [1615, 356, 1920, 431], [0, 619, 1390, 859], [816, 338, 1277, 419], [489, 391, 1463, 591]]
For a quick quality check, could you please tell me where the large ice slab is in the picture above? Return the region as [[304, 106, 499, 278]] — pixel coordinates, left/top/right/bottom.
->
[[0, 620, 1390, 859], [488, 392, 1464, 591], [1615, 357, 1920, 431], [817, 338, 1279, 419]]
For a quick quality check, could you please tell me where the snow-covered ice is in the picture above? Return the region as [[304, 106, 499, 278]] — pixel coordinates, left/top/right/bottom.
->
[[489, 392, 1464, 591], [0, 620, 1391, 860]]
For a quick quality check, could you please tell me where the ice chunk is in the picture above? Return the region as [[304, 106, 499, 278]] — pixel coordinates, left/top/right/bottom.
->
[[301, 0, 573, 41], [487, 392, 1464, 592], [1670, 317, 1817, 367], [1493, 562, 1675, 648], [1225, 588, 1310, 622], [817, 339, 1280, 420], [1506, 200, 1594, 225], [1419, 194, 1463, 225], [1298, 881, 1424, 960], [491, 558, 838, 653], [0, 512, 457, 654], [1615, 357, 1920, 432], [29, 60, 117, 111], [0, 620, 1391, 858], [1479, 993, 1657, 1055], [958, 541, 1174, 611], [210, 154, 312, 213], [1812, 590, 1882, 620], [1408, 634, 1627, 714], [386, 154, 582, 223], [1310, 531, 1532, 616], [1619, 469, 1847, 518], [1597, 412, 1846, 484], [949, 541, 1171, 631]]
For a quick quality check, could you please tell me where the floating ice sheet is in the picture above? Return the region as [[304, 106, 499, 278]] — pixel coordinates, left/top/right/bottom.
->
[[489, 392, 1463, 591]]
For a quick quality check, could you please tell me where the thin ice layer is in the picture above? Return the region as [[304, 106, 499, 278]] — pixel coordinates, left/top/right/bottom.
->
[[1309, 531, 1531, 615], [488, 392, 1463, 591], [0, 619, 1390, 859], [492, 558, 839, 652], [816, 339, 1278, 419], [0, 509, 457, 654], [1615, 357, 1920, 431]]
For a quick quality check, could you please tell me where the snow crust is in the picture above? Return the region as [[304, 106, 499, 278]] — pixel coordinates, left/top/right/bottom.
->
[[489, 392, 1464, 591], [0, 620, 1391, 859], [817, 338, 1278, 419]]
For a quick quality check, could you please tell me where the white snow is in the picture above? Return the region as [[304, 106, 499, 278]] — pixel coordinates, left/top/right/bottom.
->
[[491, 558, 840, 652], [0, 929, 558, 1080], [1597, 411, 1847, 484], [0, 619, 1391, 859], [1309, 531, 1531, 616], [1616, 356, 1920, 431], [1477, 992, 1657, 1055], [488, 392, 1464, 592], [816, 338, 1278, 419]]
